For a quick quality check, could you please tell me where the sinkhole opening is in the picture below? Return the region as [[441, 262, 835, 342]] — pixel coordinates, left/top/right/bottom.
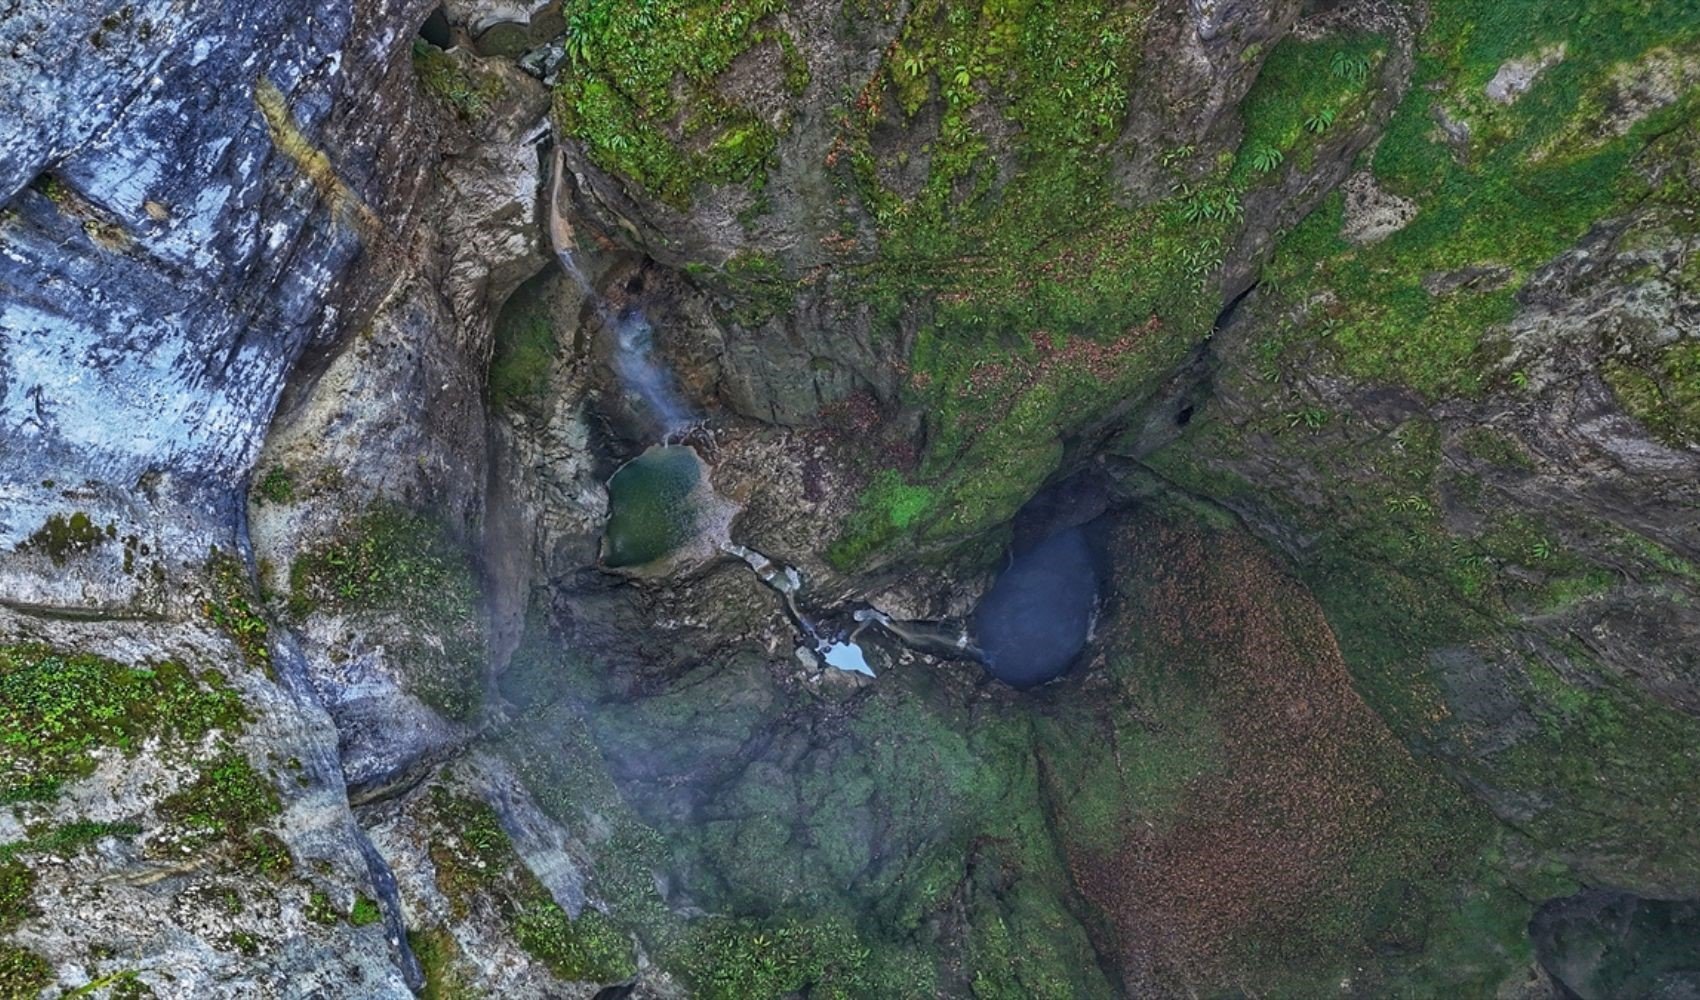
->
[[417, 6, 451, 48]]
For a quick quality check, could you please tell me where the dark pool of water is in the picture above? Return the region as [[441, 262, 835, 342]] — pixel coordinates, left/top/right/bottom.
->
[[972, 526, 1101, 689], [602, 445, 700, 568], [1531, 889, 1700, 999]]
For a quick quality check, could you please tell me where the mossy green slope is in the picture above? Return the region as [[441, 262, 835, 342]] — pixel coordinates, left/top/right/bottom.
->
[[1264, 0, 1700, 397], [827, 16, 1390, 567], [1144, 0, 1700, 903]]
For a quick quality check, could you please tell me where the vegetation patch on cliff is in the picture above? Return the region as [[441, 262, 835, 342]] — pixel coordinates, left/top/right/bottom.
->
[[19, 511, 107, 565], [488, 272, 564, 410], [0, 857, 48, 1000], [413, 40, 508, 121], [158, 749, 282, 851], [0, 645, 246, 805], [287, 504, 485, 721], [423, 786, 636, 984], [1262, 1, 1700, 397], [828, 13, 1388, 566], [554, 0, 793, 205], [203, 548, 274, 677]]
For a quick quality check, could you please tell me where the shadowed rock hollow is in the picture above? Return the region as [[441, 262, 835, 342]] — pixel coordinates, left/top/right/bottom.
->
[[2, 0, 1698, 996]]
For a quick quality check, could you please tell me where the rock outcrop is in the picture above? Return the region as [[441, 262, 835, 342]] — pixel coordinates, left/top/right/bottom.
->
[[4, 0, 1699, 996]]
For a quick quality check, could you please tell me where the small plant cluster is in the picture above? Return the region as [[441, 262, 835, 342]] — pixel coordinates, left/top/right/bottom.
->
[[425, 787, 635, 984], [1176, 185, 1244, 225], [158, 749, 281, 850], [202, 549, 273, 676], [350, 895, 383, 927], [253, 466, 295, 505], [0, 645, 245, 805]]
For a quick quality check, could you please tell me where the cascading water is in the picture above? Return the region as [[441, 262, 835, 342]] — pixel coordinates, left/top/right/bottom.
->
[[724, 543, 876, 677], [548, 145, 692, 439], [610, 310, 691, 437]]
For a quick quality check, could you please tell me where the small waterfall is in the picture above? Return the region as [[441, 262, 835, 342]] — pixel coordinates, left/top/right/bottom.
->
[[724, 543, 875, 677], [610, 310, 691, 437], [547, 144, 693, 438]]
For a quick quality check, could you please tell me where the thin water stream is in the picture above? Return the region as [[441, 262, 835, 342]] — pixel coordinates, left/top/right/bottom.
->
[[549, 146, 692, 438]]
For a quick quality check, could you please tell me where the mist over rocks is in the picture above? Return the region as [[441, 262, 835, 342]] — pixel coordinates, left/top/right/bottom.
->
[[2, 0, 1699, 996]]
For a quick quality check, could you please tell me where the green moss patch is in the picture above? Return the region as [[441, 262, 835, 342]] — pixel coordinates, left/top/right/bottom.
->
[[203, 549, 273, 676], [412, 40, 508, 121], [350, 895, 382, 927], [1230, 34, 1389, 186], [287, 504, 486, 721], [21, 512, 106, 565], [0, 646, 246, 804], [0, 857, 46, 999], [1605, 339, 1700, 449], [253, 466, 296, 506], [0, 942, 50, 1000], [488, 275, 562, 410], [409, 927, 477, 1000], [424, 787, 636, 984], [159, 749, 281, 850]]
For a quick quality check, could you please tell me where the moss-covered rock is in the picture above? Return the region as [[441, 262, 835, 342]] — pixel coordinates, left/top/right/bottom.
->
[[287, 504, 486, 721], [0, 645, 246, 805]]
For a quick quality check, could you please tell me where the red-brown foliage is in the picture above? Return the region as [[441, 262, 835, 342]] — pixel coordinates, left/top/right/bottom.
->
[[1067, 518, 1421, 992]]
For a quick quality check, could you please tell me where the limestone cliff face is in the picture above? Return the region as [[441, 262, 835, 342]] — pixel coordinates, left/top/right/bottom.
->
[[3, 0, 1700, 997], [0, 0, 584, 995]]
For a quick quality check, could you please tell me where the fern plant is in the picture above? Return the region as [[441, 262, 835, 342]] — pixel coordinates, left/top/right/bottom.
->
[[1330, 51, 1371, 83], [1304, 108, 1337, 134], [1249, 146, 1283, 173]]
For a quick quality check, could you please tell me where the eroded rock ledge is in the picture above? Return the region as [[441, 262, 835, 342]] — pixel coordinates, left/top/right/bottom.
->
[[2, 0, 1698, 996]]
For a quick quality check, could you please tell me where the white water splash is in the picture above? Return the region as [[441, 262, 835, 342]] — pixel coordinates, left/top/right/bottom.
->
[[548, 145, 692, 437], [725, 543, 875, 678]]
